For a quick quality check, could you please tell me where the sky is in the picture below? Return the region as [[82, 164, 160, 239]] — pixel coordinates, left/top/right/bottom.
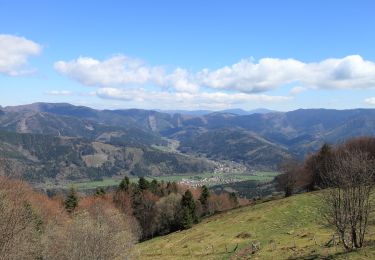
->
[[1, 0, 375, 111]]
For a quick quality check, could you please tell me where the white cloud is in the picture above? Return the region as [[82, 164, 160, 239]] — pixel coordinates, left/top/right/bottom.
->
[[54, 55, 201, 94], [199, 55, 375, 92], [302, 55, 375, 89], [165, 68, 199, 93], [54, 55, 165, 86], [364, 97, 375, 105], [96, 87, 291, 110], [198, 58, 305, 93], [55, 54, 375, 94], [0, 34, 42, 76], [45, 90, 73, 96]]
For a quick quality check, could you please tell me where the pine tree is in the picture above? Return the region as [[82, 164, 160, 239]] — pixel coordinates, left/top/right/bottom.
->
[[119, 176, 130, 192], [150, 179, 158, 194], [95, 187, 106, 196], [138, 177, 150, 191], [180, 206, 193, 229], [199, 185, 210, 215], [65, 187, 79, 213], [180, 190, 198, 229], [199, 185, 210, 207]]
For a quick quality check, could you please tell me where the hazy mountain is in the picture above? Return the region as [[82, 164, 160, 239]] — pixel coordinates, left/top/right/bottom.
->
[[4, 103, 178, 132], [0, 105, 167, 147], [158, 108, 276, 116], [177, 128, 291, 169], [0, 131, 214, 182], [2, 103, 375, 179], [157, 109, 213, 116], [219, 108, 276, 115]]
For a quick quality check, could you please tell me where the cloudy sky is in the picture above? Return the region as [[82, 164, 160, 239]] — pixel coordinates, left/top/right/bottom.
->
[[1, 0, 375, 111]]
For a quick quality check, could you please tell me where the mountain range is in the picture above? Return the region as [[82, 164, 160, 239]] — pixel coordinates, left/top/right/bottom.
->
[[1, 102, 375, 183]]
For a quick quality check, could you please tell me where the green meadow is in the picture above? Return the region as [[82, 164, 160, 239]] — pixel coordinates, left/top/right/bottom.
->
[[135, 192, 375, 259]]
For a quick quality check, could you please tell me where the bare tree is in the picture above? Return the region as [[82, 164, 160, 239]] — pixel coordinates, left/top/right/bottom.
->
[[42, 199, 140, 260], [276, 160, 299, 197], [0, 177, 41, 260], [321, 149, 375, 250]]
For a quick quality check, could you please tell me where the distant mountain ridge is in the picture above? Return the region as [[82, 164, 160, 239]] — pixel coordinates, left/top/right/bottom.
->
[[1, 102, 375, 181], [158, 107, 276, 116]]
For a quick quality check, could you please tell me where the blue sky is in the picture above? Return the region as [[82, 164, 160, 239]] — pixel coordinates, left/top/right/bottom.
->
[[1, 0, 375, 111]]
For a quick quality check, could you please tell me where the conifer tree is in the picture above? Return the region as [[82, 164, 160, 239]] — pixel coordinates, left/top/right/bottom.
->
[[150, 179, 158, 194], [119, 176, 130, 192], [180, 207, 193, 229], [138, 177, 150, 191], [65, 187, 79, 213], [180, 190, 198, 229], [199, 185, 210, 208], [95, 187, 106, 196]]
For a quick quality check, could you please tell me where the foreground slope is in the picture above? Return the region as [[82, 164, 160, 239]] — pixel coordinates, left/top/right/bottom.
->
[[136, 192, 375, 259]]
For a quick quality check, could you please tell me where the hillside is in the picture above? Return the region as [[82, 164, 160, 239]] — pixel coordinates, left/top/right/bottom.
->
[[0, 131, 214, 182], [4, 103, 375, 163], [0, 106, 167, 147], [177, 128, 292, 169], [136, 192, 375, 259], [2, 103, 375, 182]]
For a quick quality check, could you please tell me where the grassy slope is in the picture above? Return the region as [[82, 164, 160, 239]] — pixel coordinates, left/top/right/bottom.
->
[[135, 192, 375, 259]]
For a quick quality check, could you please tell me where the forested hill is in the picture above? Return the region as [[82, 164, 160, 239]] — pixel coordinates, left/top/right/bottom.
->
[[1, 102, 375, 182], [0, 131, 214, 182]]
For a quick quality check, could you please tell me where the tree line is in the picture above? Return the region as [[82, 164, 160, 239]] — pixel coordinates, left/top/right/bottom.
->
[[0, 174, 244, 259], [111, 177, 241, 240]]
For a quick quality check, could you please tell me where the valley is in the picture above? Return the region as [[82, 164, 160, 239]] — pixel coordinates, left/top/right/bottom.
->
[[36, 170, 278, 194], [2, 102, 375, 195], [2, 4, 373, 259]]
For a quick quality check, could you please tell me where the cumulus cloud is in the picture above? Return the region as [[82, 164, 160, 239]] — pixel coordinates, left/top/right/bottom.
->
[[0, 34, 42, 76], [200, 55, 375, 92], [54, 54, 375, 94], [165, 68, 199, 93], [54, 55, 201, 94], [198, 58, 305, 93], [54, 55, 164, 86], [302, 55, 375, 89], [364, 97, 375, 105], [96, 87, 291, 110]]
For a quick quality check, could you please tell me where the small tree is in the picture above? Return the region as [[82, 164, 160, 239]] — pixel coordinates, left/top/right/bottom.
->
[[138, 177, 149, 191], [180, 207, 193, 229], [276, 160, 299, 197], [95, 187, 105, 196], [199, 185, 210, 214], [229, 192, 239, 207], [65, 187, 79, 213], [150, 179, 159, 194], [321, 149, 375, 250], [119, 176, 130, 192], [179, 190, 198, 229]]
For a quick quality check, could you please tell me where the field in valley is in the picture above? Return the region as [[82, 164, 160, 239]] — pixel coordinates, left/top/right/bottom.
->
[[38, 171, 279, 192]]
